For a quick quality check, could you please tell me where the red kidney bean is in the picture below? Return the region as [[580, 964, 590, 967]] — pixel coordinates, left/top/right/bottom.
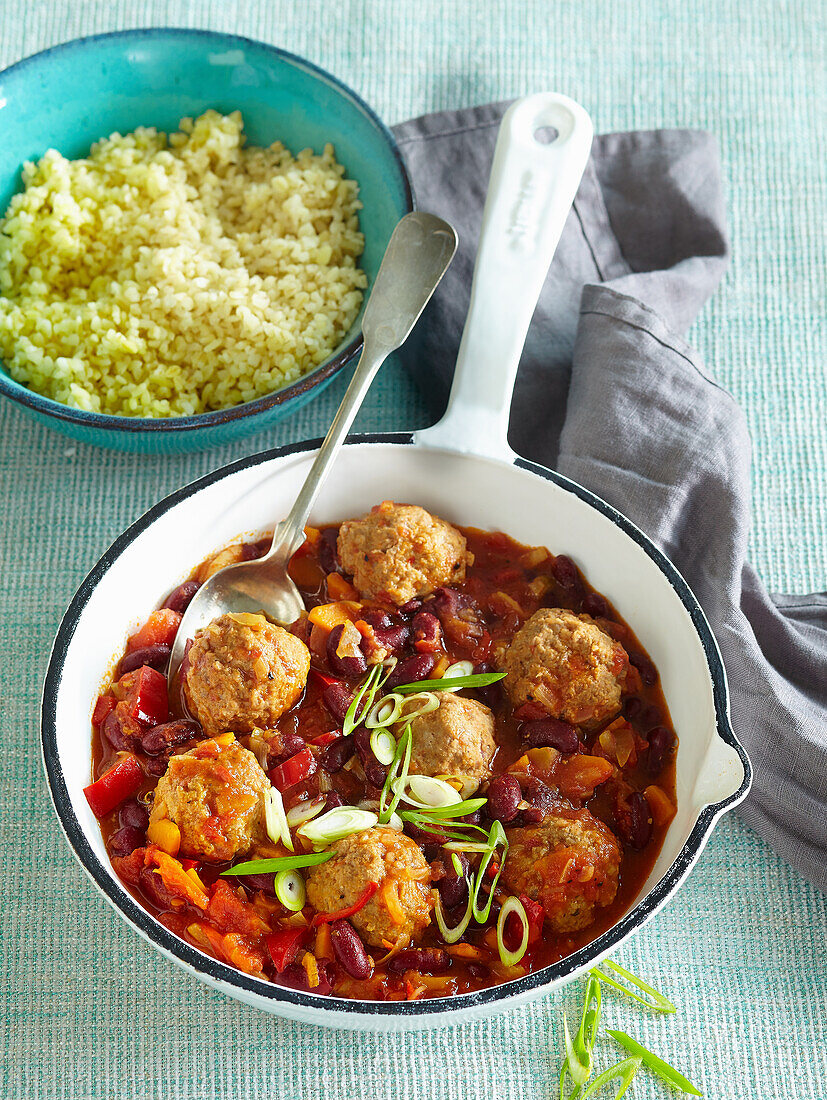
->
[[102, 709, 138, 752], [430, 587, 469, 617], [279, 961, 334, 995], [622, 791, 653, 849], [551, 554, 581, 589], [404, 820, 446, 845], [399, 597, 423, 615], [326, 624, 368, 678], [372, 622, 411, 654], [630, 652, 658, 687], [268, 729, 307, 768], [119, 644, 171, 676], [384, 652, 437, 690], [437, 850, 469, 908], [241, 537, 271, 561], [239, 873, 277, 896], [163, 580, 200, 615], [108, 825, 145, 858], [387, 948, 450, 975], [317, 528, 341, 575], [320, 736, 354, 774], [646, 726, 674, 775], [622, 696, 643, 720], [325, 792, 345, 810], [322, 682, 355, 724], [639, 703, 662, 730], [467, 962, 490, 981], [140, 718, 201, 756], [119, 799, 150, 831], [582, 592, 609, 618], [412, 611, 441, 652], [358, 607, 395, 631], [517, 776, 557, 825], [144, 756, 171, 777], [353, 728, 388, 789], [484, 774, 522, 823], [521, 718, 579, 753], [330, 919, 372, 980]]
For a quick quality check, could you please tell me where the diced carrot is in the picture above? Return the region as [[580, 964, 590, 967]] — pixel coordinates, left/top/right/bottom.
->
[[644, 784, 677, 827], [314, 922, 334, 962], [127, 608, 182, 651], [381, 880, 406, 926], [326, 574, 359, 601], [221, 933, 267, 978], [302, 951, 320, 988], [555, 754, 614, 801], [307, 601, 362, 632], [207, 878, 271, 937], [446, 944, 486, 960], [303, 526, 321, 546], [432, 655, 451, 678], [145, 847, 208, 909]]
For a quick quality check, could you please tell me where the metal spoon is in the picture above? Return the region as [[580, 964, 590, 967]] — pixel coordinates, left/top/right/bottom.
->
[[167, 211, 458, 689]]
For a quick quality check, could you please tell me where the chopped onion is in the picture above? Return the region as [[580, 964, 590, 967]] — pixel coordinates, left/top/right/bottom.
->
[[397, 775, 463, 810], [285, 797, 326, 829], [370, 728, 397, 765], [496, 895, 530, 967], [435, 773, 480, 799], [264, 786, 294, 852], [297, 806, 378, 847], [433, 888, 473, 943], [441, 660, 474, 690], [274, 869, 306, 912]]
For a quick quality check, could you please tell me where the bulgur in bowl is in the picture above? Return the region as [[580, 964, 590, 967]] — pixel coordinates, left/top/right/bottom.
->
[[0, 29, 413, 452]]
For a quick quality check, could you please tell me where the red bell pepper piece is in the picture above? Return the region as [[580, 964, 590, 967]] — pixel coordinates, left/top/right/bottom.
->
[[519, 893, 545, 944], [310, 731, 341, 747], [83, 754, 144, 818], [123, 666, 169, 727], [310, 881, 378, 927], [266, 927, 310, 973], [92, 694, 117, 726], [269, 747, 316, 792], [309, 668, 341, 690]]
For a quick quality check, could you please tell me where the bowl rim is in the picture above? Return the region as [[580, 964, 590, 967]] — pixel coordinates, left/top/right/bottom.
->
[[0, 27, 414, 433], [41, 434, 752, 1020]]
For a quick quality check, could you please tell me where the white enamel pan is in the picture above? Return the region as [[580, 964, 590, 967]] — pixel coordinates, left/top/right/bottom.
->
[[42, 93, 751, 1031]]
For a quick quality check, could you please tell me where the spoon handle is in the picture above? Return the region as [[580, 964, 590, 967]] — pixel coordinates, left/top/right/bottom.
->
[[265, 212, 458, 564]]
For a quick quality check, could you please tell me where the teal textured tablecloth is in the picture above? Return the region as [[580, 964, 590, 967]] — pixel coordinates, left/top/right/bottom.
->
[[1, 3, 824, 1098]]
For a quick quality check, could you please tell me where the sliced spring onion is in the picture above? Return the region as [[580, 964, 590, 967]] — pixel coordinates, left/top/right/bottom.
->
[[343, 663, 385, 737], [605, 1031, 702, 1096], [355, 800, 404, 832], [285, 797, 327, 829], [297, 807, 378, 847], [221, 852, 334, 876], [436, 773, 480, 799], [442, 841, 492, 854], [264, 786, 294, 852], [398, 811, 488, 842], [370, 728, 397, 766], [590, 959, 677, 1014], [562, 1013, 591, 1086], [274, 869, 306, 912], [378, 723, 412, 824], [407, 796, 487, 819], [365, 693, 403, 729], [450, 852, 464, 877], [441, 660, 475, 689], [471, 820, 508, 923], [396, 775, 463, 810], [392, 671, 507, 695], [397, 692, 440, 721], [496, 896, 530, 967], [559, 974, 602, 1100], [433, 887, 474, 943], [578, 1057, 641, 1100]]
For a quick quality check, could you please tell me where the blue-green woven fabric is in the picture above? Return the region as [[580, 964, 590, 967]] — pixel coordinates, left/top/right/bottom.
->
[[1, 3, 824, 1099]]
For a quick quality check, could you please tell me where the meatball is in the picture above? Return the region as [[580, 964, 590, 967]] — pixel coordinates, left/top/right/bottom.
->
[[502, 608, 629, 729], [409, 693, 496, 785], [337, 501, 472, 605], [183, 612, 310, 736], [149, 738, 269, 862], [502, 809, 621, 932], [306, 828, 432, 948]]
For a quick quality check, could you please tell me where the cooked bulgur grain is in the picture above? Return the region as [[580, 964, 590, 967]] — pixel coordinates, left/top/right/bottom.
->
[[0, 110, 366, 416]]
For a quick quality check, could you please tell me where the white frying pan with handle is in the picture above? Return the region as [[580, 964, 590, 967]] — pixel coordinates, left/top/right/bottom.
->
[[42, 93, 751, 1031]]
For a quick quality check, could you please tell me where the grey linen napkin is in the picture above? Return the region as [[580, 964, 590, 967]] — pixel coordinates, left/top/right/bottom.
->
[[392, 103, 827, 891]]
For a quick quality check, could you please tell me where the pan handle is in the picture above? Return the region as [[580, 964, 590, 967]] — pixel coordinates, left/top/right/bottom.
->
[[414, 93, 593, 463]]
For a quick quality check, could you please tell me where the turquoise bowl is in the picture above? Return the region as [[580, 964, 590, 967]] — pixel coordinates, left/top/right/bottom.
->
[[0, 29, 413, 452]]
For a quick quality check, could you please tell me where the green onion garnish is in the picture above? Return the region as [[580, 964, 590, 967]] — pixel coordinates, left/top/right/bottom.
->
[[378, 723, 412, 824], [496, 896, 530, 967], [297, 806, 378, 847], [392, 672, 506, 695], [471, 819, 508, 923], [273, 869, 306, 912], [343, 662, 385, 736], [370, 727, 397, 766], [559, 974, 602, 1099], [405, 796, 487, 819], [221, 851, 334, 876], [450, 852, 464, 877], [578, 1057, 641, 1100], [433, 887, 474, 943], [605, 1031, 702, 1095], [397, 811, 488, 842], [590, 959, 677, 1014]]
